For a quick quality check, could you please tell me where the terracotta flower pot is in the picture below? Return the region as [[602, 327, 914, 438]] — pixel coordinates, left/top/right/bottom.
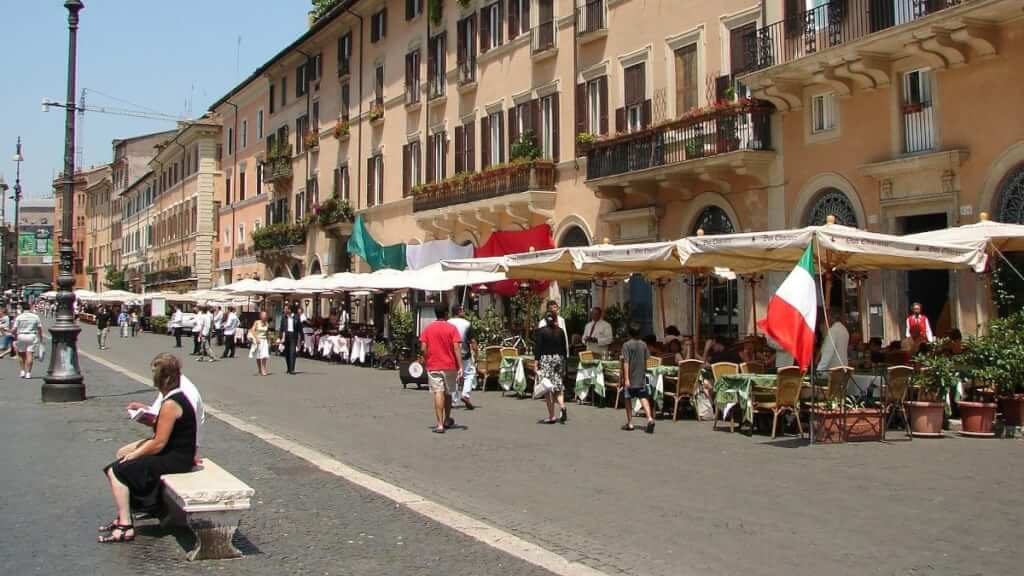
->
[[998, 394, 1024, 426], [958, 401, 997, 437], [906, 401, 944, 437]]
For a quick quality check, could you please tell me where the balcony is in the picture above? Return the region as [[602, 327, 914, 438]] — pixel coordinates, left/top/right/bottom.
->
[[738, 0, 1010, 111], [262, 157, 293, 184], [144, 266, 192, 286], [412, 161, 557, 234], [233, 245, 252, 259], [585, 102, 774, 187], [369, 98, 385, 123], [531, 21, 556, 56], [458, 60, 476, 87], [576, 0, 606, 38]]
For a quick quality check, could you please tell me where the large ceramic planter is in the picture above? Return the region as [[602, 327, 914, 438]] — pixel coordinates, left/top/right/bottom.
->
[[907, 401, 945, 437], [958, 401, 997, 437], [812, 408, 884, 443], [998, 394, 1024, 426]]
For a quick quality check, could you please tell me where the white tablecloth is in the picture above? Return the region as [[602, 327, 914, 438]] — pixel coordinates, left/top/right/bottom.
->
[[350, 337, 373, 363]]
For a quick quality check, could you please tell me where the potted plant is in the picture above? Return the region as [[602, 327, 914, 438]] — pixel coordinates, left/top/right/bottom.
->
[[963, 311, 1024, 429], [333, 118, 350, 139], [576, 131, 596, 154], [368, 102, 385, 122], [303, 130, 319, 150], [909, 349, 958, 437], [812, 398, 884, 443]]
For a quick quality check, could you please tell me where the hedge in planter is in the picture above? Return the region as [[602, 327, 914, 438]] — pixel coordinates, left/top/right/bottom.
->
[[910, 349, 959, 437], [963, 311, 1024, 427]]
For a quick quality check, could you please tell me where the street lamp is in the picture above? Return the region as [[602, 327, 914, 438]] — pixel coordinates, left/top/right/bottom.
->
[[12, 137, 23, 293], [43, 0, 86, 403], [0, 173, 7, 290]]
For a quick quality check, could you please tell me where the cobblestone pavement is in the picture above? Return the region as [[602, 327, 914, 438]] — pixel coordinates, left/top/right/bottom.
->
[[0, 350, 555, 576], [27, 325, 1024, 576]]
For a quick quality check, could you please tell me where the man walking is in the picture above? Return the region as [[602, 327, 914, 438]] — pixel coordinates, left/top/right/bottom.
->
[[419, 305, 463, 433], [96, 305, 111, 350], [198, 307, 217, 362], [279, 304, 300, 374], [221, 306, 239, 358], [621, 322, 656, 434], [191, 306, 204, 355], [448, 305, 477, 410], [170, 306, 183, 348], [212, 306, 224, 346]]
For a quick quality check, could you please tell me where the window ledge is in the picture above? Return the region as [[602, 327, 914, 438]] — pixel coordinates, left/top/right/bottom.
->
[[532, 47, 558, 63], [478, 34, 529, 65], [577, 28, 608, 45], [428, 94, 448, 108], [405, 99, 423, 112], [458, 81, 478, 95]]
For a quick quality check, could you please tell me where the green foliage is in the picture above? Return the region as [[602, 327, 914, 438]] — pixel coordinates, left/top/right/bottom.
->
[[962, 311, 1024, 394], [467, 306, 508, 348], [430, 0, 446, 25], [314, 197, 354, 227], [561, 297, 588, 342], [511, 290, 544, 344], [252, 222, 308, 251], [267, 138, 293, 161], [992, 260, 1023, 316], [604, 302, 629, 339], [389, 305, 414, 355], [510, 130, 541, 161], [575, 132, 596, 146], [311, 0, 339, 20], [913, 341, 962, 401], [104, 267, 129, 290], [149, 315, 168, 335]]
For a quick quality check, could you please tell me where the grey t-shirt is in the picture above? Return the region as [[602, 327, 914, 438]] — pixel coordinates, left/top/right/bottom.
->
[[620, 339, 649, 390]]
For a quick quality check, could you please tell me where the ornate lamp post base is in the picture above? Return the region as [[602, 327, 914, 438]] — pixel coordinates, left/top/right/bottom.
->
[[42, 321, 84, 402]]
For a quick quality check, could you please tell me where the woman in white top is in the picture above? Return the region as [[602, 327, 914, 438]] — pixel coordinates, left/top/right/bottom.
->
[[14, 307, 43, 379]]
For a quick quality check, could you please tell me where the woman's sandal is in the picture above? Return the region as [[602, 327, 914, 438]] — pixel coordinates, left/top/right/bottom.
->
[[97, 523, 134, 543], [97, 519, 119, 532], [620, 424, 635, 431]]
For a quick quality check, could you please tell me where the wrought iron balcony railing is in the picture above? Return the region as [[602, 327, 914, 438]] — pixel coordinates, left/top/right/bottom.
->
[[576, 0, 606, 35], [412, 161, 556, 212]]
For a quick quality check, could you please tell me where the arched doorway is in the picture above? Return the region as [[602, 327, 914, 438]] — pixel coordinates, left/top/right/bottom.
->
[[996, 163, 1024, 315], [558, 225, 592, 339], [309, 258, 322, 275], [805, 188, 864, 321], [693, 206, 739, 341]]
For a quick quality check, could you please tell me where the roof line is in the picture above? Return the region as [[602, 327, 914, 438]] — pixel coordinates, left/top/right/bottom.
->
[[208, 0, 361, 112]]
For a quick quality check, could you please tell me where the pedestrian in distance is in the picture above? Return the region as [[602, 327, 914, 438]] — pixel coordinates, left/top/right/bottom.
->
[[221, 306, 239, 358], [249, 310, 271, 376], [197, 307, 216, 362], [212, 306, 224, 346], [130, 310, 139, 337], [191, 307, 203, 355], [13, 306, 43, 379], [447, 304, 477, 410], [169, 306, 183, 348], [0, 305, 13, 359], [97, 305, 111, 350], [621, 322, 656, 434], [534, 312, 569, 424], [279, 304, 300, 374], [419, 304, 464, 434], [118, 307, 129, 338], [99, 354, 198, 544]]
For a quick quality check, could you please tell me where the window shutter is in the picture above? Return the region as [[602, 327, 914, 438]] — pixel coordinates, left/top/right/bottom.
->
[[470, 13, 477, 61], [442, 131, 449, 180], [426, 136, 435, 183], [454, 125, 465, 173], [522, 0, 530, 34], [575, 83, 587, 136], [265, 202, 272, 226], [599, 76, 609, 134], [508, 106, 518, 150], [378, 156, 384, 203], [427, 38, 436, 90], [466, 120, 475, 172], [402, 144, 410, 196], [551, 94, 560, 162], [457, 19, 466, 66], [641, 99, 652, 129], [480, 7, 491, 53], [508, 0, 518, 40], [481, 115, 491, 168], [382, 8, 387, 38], [530, 99, 540, 140], [367, 157, 375, 206], [615, 107, 625, 133], [496, 6, 503, 46], [497, 111, 505, 163], [333, 167, 340, 197], [406, 0, 414, 20]]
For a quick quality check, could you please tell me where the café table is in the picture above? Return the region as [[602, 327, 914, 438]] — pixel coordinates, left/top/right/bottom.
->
[[575, 360, 619, 401], [499, 355, 535, 396], [714, 373, 782, 428]]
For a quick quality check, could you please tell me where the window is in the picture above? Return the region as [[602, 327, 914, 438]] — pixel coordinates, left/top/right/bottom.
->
[[811, 93, 836, 133], [619, 62, 649, 133], [454, 119, 475, 173], [312, 100, 320, 129], [238, 223, 245, 244], [336, 164, 350, 201], [269, 84, 276, 114], [340, 82, 350, 121], [507, 0, 530, 40], [337, 33, 352, 75], [224, 226, 232, 246], [540, 94, 559, 161], [902, 68, 934, 153], [371, 8, 387, 43], [296, 191, 306, 222], [480, 2, 502, 53], [405, 0, 423, 20], [579, 76, 607, 136], [428, 131, 447, 183], [428, 33, 446, 99], [374, 64, 385, 106], [296, 62, 309, 98], [310, 53, 322, 85], [457, 15, 477, 84], [239, 169, 246, 201], [281, 76, 288, 107], [367, 154, 384, 206], [729, 21, 757, 75], [227, 127, 234, 155], [256, 163, 263, 191], [403, 139, 421, 194], [405, 49, 421, 104], [296, 115, 309, 153], [254, 218, 262, 231], [674, 44, 698, 115], [257, 109, 264, 139], [483, 110, 504, 168], [241, 119, 248, 149]]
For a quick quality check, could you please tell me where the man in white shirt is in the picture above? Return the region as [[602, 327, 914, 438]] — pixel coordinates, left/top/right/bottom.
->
[[817, 310, 850, 372], [169, 307, 183, 348], [582, 306, 614, 358], [191, 307, 204, 355], [537, 300, 569, 353], [198, 307, 217, 362], [212, 306, 224, 346], [120, 356, 205, 463], [447, 305, 477, 409], [221, 306, 240, 358]]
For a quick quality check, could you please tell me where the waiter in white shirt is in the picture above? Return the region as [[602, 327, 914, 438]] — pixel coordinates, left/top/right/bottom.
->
[[169, 307, 183, 348], [537, 300, 569, 352], [221, 306, 240, 358], [582, 306, 613, 358], [817, 309, 850, 372]]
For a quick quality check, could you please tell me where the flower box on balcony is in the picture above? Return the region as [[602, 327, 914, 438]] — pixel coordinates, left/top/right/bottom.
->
[[411, 160, 555, 212], [333, 119, 350, 140], [368, 102, 385, 123], [252, 222, 308, 253], [314, 197, 355, 228], [304, 131, 320, 150]]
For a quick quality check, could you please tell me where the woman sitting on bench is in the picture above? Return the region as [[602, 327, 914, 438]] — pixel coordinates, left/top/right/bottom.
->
[[98, 354, 198, 543]]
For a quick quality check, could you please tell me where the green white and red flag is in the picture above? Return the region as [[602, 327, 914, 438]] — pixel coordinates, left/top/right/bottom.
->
[[758, 245, 817, 370]]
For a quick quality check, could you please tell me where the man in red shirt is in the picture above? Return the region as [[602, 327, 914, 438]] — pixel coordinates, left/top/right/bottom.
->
[[419, 305, 464, 433]]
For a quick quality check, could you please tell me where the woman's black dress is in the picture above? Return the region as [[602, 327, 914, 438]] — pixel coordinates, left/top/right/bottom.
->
[[105, 391, 197, 502]]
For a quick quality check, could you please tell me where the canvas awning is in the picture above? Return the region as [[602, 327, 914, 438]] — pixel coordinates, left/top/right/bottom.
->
[[903, 217, 1024, 254], [95, 290, 143, 303]]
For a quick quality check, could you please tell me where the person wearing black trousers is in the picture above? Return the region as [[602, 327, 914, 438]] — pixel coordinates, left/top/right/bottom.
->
[[221, 307, 239, 358], [278, 304, 299, 374]]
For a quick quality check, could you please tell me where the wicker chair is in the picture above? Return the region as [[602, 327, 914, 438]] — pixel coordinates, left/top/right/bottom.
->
[[646, 356, 662, 369], [884, 365, 914, 439], [711, 362, 741, 431], [663, 359, 704, 422], [752, 366, 805, 438], [826, 366, 855, 404], [578, 350, 595, 363], [739, 361, 765, 374], [603, 360, 623, 409], [481, 346, 503, 391]]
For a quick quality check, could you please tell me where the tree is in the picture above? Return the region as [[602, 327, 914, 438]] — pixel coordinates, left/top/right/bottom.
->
[[311, 0, 339, 20], [105, 267, 129, 291]]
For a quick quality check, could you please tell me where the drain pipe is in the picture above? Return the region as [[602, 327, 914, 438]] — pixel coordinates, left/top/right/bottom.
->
[[225, 101, 240, 283]]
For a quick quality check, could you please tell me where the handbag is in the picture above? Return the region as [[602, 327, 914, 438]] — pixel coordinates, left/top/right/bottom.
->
[[35, 344, 45, 361]]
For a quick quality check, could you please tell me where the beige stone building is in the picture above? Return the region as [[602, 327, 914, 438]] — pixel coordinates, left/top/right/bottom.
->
[[53, 164, 105, 290], [144, 118, 223, 292], [120, 171, 156, 292], [83, 166, 112, 291]]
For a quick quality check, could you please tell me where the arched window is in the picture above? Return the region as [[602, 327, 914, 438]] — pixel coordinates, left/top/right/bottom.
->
[[559, 225, 590, 248], [309, 258, 322, 275], [692, 206, 738, 341], [806, 188, 858, 227], [998, 164, 1024, 224]]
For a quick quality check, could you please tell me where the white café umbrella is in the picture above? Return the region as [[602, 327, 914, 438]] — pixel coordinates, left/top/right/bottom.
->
[[904, 213, 1024, 254], [96, 289, 142, 303]]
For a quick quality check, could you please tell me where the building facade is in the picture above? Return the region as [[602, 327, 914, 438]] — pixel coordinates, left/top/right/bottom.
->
[[16, 199, 56, 288], [53, 164, 106, 290], [144, 118, 223, 293], [120, 171, 156, 292]]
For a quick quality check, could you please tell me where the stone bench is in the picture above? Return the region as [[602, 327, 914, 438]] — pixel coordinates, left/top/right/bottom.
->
[[160, 459, 255, 560]]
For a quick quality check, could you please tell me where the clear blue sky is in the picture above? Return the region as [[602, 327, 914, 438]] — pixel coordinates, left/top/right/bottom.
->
[[0, 0, 311, 218]]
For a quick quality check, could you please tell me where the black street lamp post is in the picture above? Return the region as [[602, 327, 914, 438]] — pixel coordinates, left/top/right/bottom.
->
[[43, 0, 86, 403], [12, 137, 23, 293]]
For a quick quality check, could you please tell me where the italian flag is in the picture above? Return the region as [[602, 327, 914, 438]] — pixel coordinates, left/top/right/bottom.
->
[[758, 245, 817, 370]]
